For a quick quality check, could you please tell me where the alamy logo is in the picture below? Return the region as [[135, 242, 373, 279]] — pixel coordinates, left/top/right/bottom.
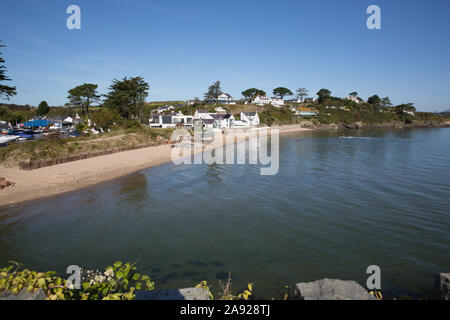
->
[[366, 5, 381, 30], [66, 265, 81, 289], [366, 265, 381, 290], [66, 5, 81, 30], [171, 128, 279, 176]]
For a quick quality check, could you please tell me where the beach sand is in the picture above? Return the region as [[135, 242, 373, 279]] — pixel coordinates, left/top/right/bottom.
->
[[0, 125, 311, 207]]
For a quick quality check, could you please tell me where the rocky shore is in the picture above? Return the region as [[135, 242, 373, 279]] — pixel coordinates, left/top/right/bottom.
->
[[298, 120, 450, 130], [2, 274, 449, 300]]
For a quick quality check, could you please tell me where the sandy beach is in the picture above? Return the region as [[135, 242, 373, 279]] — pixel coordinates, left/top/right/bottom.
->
[[0, 125, 312, 207]]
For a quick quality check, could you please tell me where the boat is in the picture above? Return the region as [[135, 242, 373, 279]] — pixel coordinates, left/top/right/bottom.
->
[[0, 135, 20, 146]]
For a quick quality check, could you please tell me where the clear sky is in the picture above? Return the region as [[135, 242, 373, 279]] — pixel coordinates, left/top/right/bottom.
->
[[1, 0, 450, 111]]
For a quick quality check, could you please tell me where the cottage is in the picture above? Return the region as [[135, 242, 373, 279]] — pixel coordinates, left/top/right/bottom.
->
[[149, 112, 193, 128], [193, 118, 215, 129], [252, 95, 284, 107], [193, 109, 213, 120], [211, 113, 235, 129], [252, 95, 271, 106], [240, 112, 260, 126]]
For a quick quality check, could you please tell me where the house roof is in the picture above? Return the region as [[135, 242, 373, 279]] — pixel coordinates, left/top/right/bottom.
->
[[243, 112, 257, 116], [196, 109, 209, 113], [299, 107, 318, 112]]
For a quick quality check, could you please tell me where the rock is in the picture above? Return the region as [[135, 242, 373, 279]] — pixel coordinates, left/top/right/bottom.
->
[[0, 180, 12, 189], [294, 278, 377, 300], [135, 288, 211, 300], [0, 288, 47, 300], [435, 273, 450, 300]]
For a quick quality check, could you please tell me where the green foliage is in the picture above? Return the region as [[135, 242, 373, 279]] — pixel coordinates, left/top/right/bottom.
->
[[368, 94, 381, 106], [0, 41, 17, 100], [103, 77, 149, 120], [204, 80, 222, 102], [195, 276, 254, 300], [67, 83, 100, 116], [317, 88, 331, 103], [259, 107, 296, 126], [75, 123, 87, 134], [0, 261, 154, 300], [90, 108, 122, 129], [273, 87, 293, 99], [37, 101, 49, 116], [242, 88, 266, 100]]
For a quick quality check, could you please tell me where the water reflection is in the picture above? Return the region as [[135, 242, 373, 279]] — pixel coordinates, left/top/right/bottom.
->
[[0, 128, 449, 298]]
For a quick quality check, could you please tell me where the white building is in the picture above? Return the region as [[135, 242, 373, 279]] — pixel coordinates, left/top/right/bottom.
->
[[211, 114, 235, 129], [270, 98, 284, 107], [149, 112, 193, 128], [217, 93, 236, 104], [252, 95, 284, 107], [194, 109, 214, 120], [346, 96, 363, 104], [252, 95, 271, 106], [156, 105, 175, 113], [240, 112, 260, 127]]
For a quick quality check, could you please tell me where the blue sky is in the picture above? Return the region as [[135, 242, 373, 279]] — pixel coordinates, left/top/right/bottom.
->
[[1, 0, 450, 111]]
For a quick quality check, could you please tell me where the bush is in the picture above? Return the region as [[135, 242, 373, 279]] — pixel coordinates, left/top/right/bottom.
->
[[75, 123, 87, 133]]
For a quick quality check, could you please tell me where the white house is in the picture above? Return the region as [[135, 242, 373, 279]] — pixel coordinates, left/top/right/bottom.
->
[[240, 112, 260, 127], [346, 96, 363, 104], [252, 95, 284, 107], [252, 95, 271, 106], [193, 118, 215, 129], [194, 109, 214, 120], [270, 98, 285, 107], [149, 112, 193, 128], [156, 105, 175, 114], [217, 93, 235, 104], [211, 114, 235, 129]]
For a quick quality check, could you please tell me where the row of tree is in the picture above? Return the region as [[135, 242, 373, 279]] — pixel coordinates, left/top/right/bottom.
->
[[204, 81, 396, 109], [66, 77, 149, 120]]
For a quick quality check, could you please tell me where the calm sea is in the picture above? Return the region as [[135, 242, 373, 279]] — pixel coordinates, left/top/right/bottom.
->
[[1, 128, 449, 298]]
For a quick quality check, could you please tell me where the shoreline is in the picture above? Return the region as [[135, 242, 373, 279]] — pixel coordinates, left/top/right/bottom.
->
[[1, 122, 449, 208], [0, 125, 313, 208]]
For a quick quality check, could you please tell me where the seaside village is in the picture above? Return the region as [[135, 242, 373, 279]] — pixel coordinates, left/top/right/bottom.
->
[[0, 92, 328, 145], [148, 93, 321, 130]]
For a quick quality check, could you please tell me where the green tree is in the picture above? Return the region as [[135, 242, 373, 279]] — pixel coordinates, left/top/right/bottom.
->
[[317, 89, 331, 103], [103, 77, 149, 120], [295, 88, 308, 101], [204, 81, 222, 102], [0, 41, 17, 100], [67, 83, 100, 117], [37, 100, 50, 116], [367, 95, 381, 106], [381, 97, 392, 108], [242, 88, 266, 100], [395, 103, 416, 113], [349, 92, 358, 98], [273, 87, 293, 99]]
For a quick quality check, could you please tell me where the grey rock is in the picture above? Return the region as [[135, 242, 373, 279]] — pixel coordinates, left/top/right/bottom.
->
[[0, 288, 47, 300], [295, 278, 377, 300], [135, 288, 211, 300], [435, 273, 450, 300]]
